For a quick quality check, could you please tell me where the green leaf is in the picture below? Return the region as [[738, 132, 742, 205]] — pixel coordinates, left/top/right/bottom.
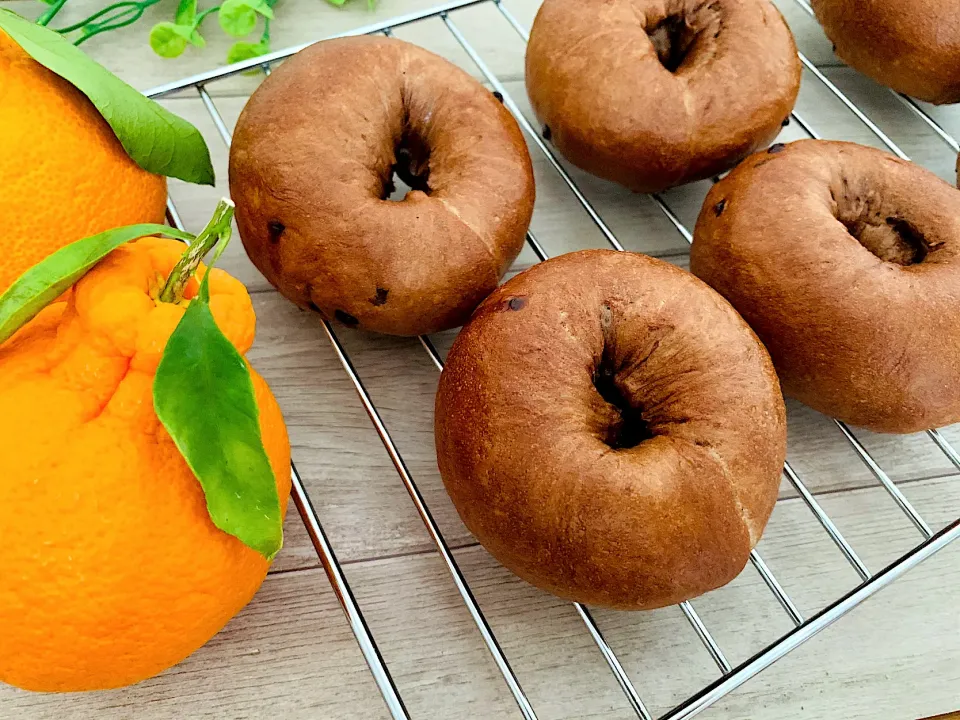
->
[[175, 23, 206, 48], [249, 0, 274, 19], [0, 9, 215, 185], [325, 0, 347, 7], [154, 278, 283, 561], [219, 0, 272, 37], [0, 223, 194, 345], [175, 0, 197, 25], [150, 21, 189, 57], [154, 197, 281, 559], [218, 2, 255, 36], [226, 39, 268, 65], [151, 20, 205, 58]]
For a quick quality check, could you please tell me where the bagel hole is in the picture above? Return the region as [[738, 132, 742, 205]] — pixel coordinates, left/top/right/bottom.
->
[[647, 2, 721, 73], [382, 128, 431, 201], [648, 16, 697, 72], [593, 363, 653, 450], [840, 214, 939, 266]]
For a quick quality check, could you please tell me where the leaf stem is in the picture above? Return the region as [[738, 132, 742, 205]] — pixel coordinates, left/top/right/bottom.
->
[[36, 0, 70, 27], [54, 1, 140, 33], [75, 10, 145, 45], [195, 5, 222, 24], [52, 0, 164, 45], [261, 0, 277, 41], [159, 198, 235, 304]]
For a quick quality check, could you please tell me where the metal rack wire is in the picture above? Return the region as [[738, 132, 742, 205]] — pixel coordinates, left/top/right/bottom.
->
[[147, 2, 960, 717]]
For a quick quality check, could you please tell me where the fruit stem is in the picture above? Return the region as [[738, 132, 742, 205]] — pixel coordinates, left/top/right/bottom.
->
[[159, 198, 235, 304]]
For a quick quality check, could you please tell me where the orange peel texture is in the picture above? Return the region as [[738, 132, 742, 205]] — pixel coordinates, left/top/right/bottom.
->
[[0, 33, 168, 293], [0, 237, 291, 692]]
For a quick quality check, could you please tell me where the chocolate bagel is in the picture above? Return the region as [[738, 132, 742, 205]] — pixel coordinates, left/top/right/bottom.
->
[[229, 36, 535, 336], [691, 140, 960, 433], [812, 0, 960, 105], [435, 250, 786, 610], [524, 0, 801, 193]]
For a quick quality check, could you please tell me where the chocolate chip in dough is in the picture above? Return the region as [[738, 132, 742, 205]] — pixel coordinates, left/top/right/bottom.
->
[[370, 287, 389, 306], [267, 220, 285, 243]]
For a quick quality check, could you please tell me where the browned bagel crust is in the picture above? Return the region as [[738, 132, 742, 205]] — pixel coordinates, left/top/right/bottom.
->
[[435, 250, 786, 610], [229, 36, 536, 336], [691, 140, 960, 433], [812, 0, 960, 105], [524, 0, 801, 193]]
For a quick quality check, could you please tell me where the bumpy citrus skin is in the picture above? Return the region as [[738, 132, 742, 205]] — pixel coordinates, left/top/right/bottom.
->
[[0, 33, 168, 293], [0, 238, 291, 692]]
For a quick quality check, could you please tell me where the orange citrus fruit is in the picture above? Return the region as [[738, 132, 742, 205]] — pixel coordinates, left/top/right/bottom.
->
[[0, 32, 168, 294], [0, 237, 291, 692]]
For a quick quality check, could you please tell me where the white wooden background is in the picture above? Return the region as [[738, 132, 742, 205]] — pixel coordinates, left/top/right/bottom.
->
[[1, 0, 959, 717]]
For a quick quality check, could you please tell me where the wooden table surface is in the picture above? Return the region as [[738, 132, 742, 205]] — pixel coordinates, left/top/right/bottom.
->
[[2, 0, 959, 718]]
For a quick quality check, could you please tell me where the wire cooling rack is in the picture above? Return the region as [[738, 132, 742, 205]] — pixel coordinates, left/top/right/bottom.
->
[[147, 1, 960, 717]]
